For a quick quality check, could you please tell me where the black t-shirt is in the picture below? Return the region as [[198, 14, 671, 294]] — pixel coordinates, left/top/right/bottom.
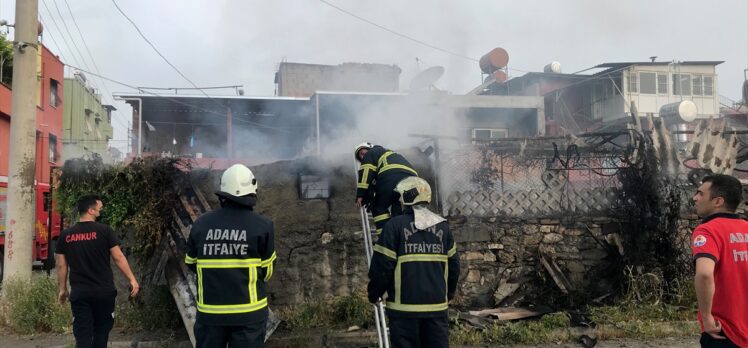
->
[[56, 221, 120, 295]]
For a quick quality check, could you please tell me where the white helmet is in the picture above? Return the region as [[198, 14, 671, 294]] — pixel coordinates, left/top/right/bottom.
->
[[220, 164, 257, 197], [395, 176, 431, 206], [354, 142, 374, 162]]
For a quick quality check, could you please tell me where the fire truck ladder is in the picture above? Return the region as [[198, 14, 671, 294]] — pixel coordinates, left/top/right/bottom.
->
[[356, 162, 390, 348]]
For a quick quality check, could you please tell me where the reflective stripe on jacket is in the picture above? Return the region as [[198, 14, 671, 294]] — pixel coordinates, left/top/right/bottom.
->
[[185, 202, 276, 325], [367, 211, 459, 318], [356, 146, 417, 198]]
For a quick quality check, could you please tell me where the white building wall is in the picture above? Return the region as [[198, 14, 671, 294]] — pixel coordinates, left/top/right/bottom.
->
[[620, 64, 719, 120]]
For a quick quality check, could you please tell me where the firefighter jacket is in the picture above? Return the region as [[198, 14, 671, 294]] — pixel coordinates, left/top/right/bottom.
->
[[356, 146, 418, 201], [367, 210, 459, 318], [185, 201, 276, 326]]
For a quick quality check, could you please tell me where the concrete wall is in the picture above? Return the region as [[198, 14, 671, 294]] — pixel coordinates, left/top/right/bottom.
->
[[277, 62, 401, 97], [62, 75, 113, 162]]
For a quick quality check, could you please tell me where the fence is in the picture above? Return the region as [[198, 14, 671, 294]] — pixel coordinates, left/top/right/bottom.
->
[[434, 137, 707, 219]]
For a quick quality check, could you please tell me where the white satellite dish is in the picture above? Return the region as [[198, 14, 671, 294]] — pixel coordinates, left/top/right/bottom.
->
[[409, 66, 445, 91]]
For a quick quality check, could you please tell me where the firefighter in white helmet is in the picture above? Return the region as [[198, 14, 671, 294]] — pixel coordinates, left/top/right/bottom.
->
[[354, 142, 418, 234], [367, 176, 459, 348], [185, 164, 276, 347]]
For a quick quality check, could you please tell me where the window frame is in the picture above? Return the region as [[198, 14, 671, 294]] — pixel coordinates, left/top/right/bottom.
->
[[49, 79, 61, 108], [48, 133, 58, 163], [473, 128, 508, 140], [628, 71, 638, 93], [657, 73, 668, 94], [673, 73, 692, 96], [639, 72, 657, 95]]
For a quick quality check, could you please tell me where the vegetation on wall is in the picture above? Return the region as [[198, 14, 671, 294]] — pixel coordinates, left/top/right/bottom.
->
[[55, 156, 188, 257], [0, 33, 12, 86]]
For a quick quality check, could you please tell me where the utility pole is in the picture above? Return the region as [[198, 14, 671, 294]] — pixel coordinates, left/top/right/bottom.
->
[[2, 0, 39, 283]]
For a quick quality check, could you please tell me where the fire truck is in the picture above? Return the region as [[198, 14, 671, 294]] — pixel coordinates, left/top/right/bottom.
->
[[0, 179, 62, 280]]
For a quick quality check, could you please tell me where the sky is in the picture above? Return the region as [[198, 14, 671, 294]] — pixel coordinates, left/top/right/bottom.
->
[[0, 0, 747, 153]]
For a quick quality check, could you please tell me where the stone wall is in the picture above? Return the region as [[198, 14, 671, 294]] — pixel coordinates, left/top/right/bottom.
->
[[190, 156, 697, 308], [449, 217, 621, 308]]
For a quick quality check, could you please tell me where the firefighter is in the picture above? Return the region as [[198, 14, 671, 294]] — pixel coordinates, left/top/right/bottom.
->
[[185, 164, 276, 348], [367, 176, 459, 348], [354, 142, 418, 234]]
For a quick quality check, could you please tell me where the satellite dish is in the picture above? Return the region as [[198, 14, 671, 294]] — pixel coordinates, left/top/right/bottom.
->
[[409, 66, 445, 91]]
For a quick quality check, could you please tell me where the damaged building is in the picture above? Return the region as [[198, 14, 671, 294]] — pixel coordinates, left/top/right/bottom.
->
[[476, 60, 723, 135], [115, 91, 545, 165]]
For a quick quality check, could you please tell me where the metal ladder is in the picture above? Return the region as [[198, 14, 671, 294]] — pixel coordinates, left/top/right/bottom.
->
[[359, 207, 391, 348], [355, 160, 390, 348]]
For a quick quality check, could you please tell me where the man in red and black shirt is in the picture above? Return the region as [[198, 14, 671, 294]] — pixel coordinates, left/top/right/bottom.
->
[[56, 195, 140, 348], [691, 174, 748, 348]]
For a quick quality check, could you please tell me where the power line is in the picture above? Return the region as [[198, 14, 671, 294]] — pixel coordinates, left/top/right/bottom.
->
[[39, 0, 83, 69], [65, 63, 293, 133], [110, 0, 219, 105], [49, 0, 94, 74], [316, 0, 531, 74], [38, 14, 67, 62], [60, 0, 130, 132], [40, 1, 130, 139], [318, 0, 477, 62]]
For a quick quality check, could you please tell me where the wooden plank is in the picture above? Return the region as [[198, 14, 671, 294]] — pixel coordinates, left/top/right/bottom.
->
[[468, 306, 552, 320], [172, 210, 190, 239], [191, 183, 212, 212], [165, 254, 197, 346], [179, 194, 200, 222], [540, 252, 574, 294]]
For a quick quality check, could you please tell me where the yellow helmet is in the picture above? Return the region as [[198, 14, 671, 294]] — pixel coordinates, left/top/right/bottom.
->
[[395, 176, 431, 206]]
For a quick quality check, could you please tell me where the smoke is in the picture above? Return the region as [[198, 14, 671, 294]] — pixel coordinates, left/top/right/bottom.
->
[[316, 92, 469, 164], [61, 143, 114, 164]]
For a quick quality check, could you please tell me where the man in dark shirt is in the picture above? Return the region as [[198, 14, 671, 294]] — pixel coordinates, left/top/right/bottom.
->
[[56, 194, 139, 348]]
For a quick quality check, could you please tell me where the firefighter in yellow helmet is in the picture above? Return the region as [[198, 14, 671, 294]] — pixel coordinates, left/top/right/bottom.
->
[[354, 142, 418, 234], [185, 164, 276, 347], [367, 176, 459, 348]]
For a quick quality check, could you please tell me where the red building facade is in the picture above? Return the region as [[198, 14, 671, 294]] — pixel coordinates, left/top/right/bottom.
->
[[0, 44, 64, 262]]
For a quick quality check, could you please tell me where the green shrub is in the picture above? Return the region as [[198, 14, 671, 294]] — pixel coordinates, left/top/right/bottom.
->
[[281, 300, 330, 329], [280, 292, 375, 330], [115, 285, 182, 331], [331, 293, 374, 328], [450, 312, 572, 346], [1, 276, 71, 334]]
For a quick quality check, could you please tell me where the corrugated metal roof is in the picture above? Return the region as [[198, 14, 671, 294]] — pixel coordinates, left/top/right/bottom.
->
[[595, 61, 724, 69]]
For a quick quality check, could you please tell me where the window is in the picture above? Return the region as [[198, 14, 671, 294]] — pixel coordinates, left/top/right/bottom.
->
[[657, 74, 668, 94], [639, 72, 657, 94], [688, 75, 714, 96], [43, 192, 51, 212], [299, 174, 330, 199], [611, 78, 622, 95], [628, 72, 638, 93], [84, 109, 93, 133], [703, 76, 713, 96], [473, 128, 508, 140], [693, 75, 703, 95], [49, 79, 60, 107], [48, 134, 58, 163], [673, 74, 691, 95]]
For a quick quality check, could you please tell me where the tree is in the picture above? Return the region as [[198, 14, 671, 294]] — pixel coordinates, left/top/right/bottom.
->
[[0, 33, 12, 86]]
